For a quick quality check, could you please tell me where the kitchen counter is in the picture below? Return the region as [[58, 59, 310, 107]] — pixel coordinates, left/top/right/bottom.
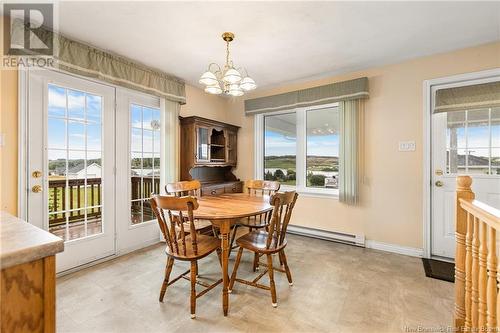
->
[[1, 211, 64, 332], [0, 211, 64, 269]]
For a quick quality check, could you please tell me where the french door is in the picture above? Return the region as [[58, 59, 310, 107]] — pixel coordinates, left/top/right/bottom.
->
[[431, 78, 500, 259], [28, 70, 116, 272], [26, 69, 163, 273]]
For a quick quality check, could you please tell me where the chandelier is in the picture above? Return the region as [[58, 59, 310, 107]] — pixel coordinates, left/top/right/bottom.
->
[[199, 32, 256, 96]]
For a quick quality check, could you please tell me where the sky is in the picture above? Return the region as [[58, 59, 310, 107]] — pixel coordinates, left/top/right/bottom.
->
[[265, 130, 339, 157], [47, 84, 160, 164]]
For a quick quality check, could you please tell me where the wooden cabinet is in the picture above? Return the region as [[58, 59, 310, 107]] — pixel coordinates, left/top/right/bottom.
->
[[179, 116, 242, 195]]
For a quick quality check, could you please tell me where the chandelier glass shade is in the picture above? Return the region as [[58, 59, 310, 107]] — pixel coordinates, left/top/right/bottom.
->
[[199, 32, 256, 96]]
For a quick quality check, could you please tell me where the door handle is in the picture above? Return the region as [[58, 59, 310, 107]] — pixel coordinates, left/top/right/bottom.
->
[[435, 180, 444, 187], [32, 185, 43, 193]]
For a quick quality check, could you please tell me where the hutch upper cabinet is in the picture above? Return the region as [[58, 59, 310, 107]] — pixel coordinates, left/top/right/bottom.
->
[[179, 116, 242, 195]]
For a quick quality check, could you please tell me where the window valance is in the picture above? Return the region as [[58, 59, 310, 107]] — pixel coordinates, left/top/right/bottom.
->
[[244, 77, 369, 115], [13, 19, 186, 103], [434, 81, 500, 114]]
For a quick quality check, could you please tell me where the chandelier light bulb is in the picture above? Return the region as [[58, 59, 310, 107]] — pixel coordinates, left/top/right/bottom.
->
[[205, 83, 222, 95], [240, 76, 257, 91], [199, 71, 218, 86], [228, 84, 244, 97], [222, 68, 242, 84]]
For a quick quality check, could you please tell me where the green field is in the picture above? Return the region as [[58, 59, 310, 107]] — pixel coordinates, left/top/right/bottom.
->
[[264, 155, 338, 171], [264, 155, 338, 187]]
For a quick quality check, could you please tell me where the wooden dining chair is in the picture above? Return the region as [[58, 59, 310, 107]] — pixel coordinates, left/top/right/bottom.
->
[[150, 195, 222, 319], [228, 191, 298, 308], [165, 180, 212, 235], [229, 180, 280, 264]]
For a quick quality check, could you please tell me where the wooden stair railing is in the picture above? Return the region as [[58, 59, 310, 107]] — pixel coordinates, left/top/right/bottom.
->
[[454, 175, 500, 332]]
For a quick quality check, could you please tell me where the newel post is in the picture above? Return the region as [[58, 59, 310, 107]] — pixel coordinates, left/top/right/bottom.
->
[[455, 175, 475, 329]]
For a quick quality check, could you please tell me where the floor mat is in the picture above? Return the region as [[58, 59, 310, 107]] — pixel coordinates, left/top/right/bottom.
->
[[422, 258, 454, 282]]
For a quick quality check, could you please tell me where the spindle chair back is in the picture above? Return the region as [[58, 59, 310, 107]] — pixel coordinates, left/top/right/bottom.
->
[[166, 180, 201, 197]]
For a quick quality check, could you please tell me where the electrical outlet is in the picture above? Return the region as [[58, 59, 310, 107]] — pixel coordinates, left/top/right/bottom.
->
[[398, 141, 416, 152]]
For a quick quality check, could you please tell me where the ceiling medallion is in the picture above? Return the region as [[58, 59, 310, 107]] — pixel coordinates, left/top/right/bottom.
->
[[199, 32, 256, 96]]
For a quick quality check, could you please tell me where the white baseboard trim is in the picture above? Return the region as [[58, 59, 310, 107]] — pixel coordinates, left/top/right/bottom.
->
[[365, 240, 424, 258], [287, 224, 365, 247], [287, 225, 424, 258]]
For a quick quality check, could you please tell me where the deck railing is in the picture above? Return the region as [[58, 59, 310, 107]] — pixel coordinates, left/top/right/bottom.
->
[[49, 176, 159, 227], [454, 175, 500, 331]]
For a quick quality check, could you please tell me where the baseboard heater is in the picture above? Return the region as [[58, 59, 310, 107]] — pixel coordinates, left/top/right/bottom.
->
[[286, 225, 366, 247]]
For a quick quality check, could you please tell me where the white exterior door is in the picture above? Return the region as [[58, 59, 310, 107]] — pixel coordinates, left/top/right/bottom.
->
[[27, 69, 116, 272], [431, 80, 500, 259]]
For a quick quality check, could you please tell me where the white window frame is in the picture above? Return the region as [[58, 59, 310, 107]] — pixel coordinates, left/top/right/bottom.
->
[[254, 102, 340, 198]]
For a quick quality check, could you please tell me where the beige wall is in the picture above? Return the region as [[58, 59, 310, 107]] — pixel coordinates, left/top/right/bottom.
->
[[180, 84, 228, 121], [0, 66, 19, 216], [227, 42, 500, 249]]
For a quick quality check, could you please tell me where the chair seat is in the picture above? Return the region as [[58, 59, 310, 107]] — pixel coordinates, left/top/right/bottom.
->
[[236, 230, 287, 254], [166, 234, 220, 261]]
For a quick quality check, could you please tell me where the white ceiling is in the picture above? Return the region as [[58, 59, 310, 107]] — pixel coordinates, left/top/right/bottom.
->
[[56, 1, 500, 90]]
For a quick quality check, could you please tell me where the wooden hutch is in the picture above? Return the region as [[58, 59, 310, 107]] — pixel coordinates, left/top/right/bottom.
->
[[179, 116, 243, 196]]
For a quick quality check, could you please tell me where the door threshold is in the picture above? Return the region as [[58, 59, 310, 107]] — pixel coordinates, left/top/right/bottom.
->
[[430, 255, 454, 264], [57, 239, 162, 277]]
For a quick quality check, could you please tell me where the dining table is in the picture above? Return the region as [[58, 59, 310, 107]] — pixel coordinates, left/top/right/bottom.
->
[[192, 193, 273, 316]]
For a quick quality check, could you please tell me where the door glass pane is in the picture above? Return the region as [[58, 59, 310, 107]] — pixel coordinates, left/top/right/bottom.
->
[[130, 104, 161, 225], [47, 84, 103, 240], [493, 148, 500, 175], [264, 113, 296, 185], [446, 108, 499, 175], [68, 89, 85, 121], [48, 85, 66, 117], [306, 107, 339, 189], [467, 109, 489, 148]]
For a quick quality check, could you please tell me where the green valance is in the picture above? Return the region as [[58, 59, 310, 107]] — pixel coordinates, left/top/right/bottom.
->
[[244, 77, 369, 115], [434, 81, 500, 113], [12, 19, 186, 103]]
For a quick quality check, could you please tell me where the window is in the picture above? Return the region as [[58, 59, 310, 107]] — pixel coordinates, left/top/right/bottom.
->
[[264, 113, 297, 185], [306, 107, 339, 188], [257, 103, 340, 195], [446, 107, 500, 175], [130, 104, 161, 224]]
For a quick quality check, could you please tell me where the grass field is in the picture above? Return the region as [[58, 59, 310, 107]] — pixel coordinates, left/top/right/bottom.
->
[[265, 155, 338, 171]]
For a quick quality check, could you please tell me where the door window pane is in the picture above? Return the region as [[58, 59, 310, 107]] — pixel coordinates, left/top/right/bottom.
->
[[130, 104, 161, 225], [264, 113, 296, 185], [68, 89, 85, 121], [446, 108, 500, 175], [306, 107, 339, 188], [47, 84, 104, 240]]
